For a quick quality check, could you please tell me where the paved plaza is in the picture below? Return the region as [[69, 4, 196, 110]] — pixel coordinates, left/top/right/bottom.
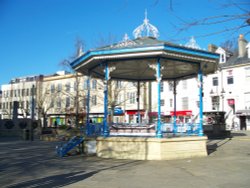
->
[[0, 131, 250, 188]]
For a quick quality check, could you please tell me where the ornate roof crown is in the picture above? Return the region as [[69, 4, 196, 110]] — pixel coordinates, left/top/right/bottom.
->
[[133, 10, 159, 39]]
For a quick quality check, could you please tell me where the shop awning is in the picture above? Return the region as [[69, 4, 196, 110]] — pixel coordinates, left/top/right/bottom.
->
[[126, 110, 145, 115], [170, 110, 192, 116]]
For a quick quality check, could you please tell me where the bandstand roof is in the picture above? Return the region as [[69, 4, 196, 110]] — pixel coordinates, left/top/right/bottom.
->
[[71, 36, 219, 81]]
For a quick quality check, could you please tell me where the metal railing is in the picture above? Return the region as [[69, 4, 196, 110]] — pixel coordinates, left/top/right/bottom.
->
[[86, 122, 200, 137]]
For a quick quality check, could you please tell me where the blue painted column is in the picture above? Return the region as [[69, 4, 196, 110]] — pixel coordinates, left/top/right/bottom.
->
[[198, 66, 204, 136], [156, 59, 163, 138], [173, 80, 177, 135], [137, 81, 141, 124], [86, 74, 91, 136], [103, 63, 109, 137]]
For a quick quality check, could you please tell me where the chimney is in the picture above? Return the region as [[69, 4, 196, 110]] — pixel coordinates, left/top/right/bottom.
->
[[208, 44, 217, 52], [238, 34, 247, 58]]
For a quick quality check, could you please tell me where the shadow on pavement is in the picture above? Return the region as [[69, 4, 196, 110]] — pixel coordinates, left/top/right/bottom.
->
[[6, 160, 142, 188], [207, 138, 232, 155], [230, 132, 247, 137], [7, 170, 96, 188]]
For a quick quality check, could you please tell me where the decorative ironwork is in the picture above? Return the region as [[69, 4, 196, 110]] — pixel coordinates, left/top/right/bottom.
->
[[185, 36, 201, 49], [133, 10, 159, 39], [103, 65, 116, 80], [114, 33, 136, 48], [148, 63, 164, 81]]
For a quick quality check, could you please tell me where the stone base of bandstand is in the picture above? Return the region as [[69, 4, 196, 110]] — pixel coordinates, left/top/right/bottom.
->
[[96, 136, 208, 160]]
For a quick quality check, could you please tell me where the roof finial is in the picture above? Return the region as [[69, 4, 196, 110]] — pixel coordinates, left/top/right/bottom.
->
[[133, 10, 159, 39], [185, 36, 201, 49]]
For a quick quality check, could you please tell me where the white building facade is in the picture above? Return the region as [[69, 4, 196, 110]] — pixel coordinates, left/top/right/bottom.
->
[[150, 34, 250, 130]]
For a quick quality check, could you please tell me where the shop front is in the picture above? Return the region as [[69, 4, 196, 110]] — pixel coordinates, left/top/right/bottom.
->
[[170, 110, 192, 123], [236, 110, 250, 130], [125, 110, 145, 123]]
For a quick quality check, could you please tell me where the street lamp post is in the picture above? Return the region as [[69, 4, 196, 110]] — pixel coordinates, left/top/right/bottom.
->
[[30, 84, 35, 141]]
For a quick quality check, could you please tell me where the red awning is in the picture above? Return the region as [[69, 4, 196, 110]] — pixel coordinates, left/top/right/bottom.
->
[[126, 110, 145, 115], [170, 110, 192, 116]]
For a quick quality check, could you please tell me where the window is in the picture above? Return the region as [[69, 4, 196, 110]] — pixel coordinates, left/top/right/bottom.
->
[[22, 89, 25, 96], [20, 101, 24, 109], [65, 82, 70, 92], [83, 80, 88, 90], [26, 101, 29, 110], [212, 77, 218, 86], [182, 97, 188, 110], [66, 97, 70, 108], [160, 82, 164, 92], [51, 84, 55, 93], [160, 99, 165, 106], [116, 81, 122, 89], [91, 95, 97, 106], [58, 83, 62, 92], [26, 89, 29, 96], [92, 80, 97, 90], [170, 99, 173, 108], [0, 102, 1, 109], [221, 54, 225, 63], [168, 82, 173, 92], [212, 96, 220, 110], [227, 76, 234, 84], [127, 92, 136, 104]]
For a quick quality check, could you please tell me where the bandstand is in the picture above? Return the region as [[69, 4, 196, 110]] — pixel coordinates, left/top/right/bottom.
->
[[71, 12, 219, 160]]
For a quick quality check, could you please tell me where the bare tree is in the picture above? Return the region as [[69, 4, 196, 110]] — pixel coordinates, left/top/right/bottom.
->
[[36, 82, 57, 128], [59, 38, 87, 127], [172, 1, 250, 38]]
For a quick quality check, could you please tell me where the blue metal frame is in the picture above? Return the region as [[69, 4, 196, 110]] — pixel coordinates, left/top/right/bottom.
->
[[71, 43, 219, 68], [86, 74, 91, 136], [173, 80, 177, 135], [198, 66, 204, 136], [156, 59, 163, 138], [103, 63, 109, 137], [137, 81, 141, 124], [56, 136, 84, 157]]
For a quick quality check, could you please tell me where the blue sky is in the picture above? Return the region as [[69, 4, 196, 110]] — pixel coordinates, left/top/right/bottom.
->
[[0, 0, 249, 86]]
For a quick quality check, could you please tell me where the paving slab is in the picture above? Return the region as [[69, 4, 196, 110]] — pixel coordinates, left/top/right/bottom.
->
[[0, 131, 250, 188]]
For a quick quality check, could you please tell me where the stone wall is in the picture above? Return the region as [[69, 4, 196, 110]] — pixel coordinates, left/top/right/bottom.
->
[[97, 136, 208, 160]]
